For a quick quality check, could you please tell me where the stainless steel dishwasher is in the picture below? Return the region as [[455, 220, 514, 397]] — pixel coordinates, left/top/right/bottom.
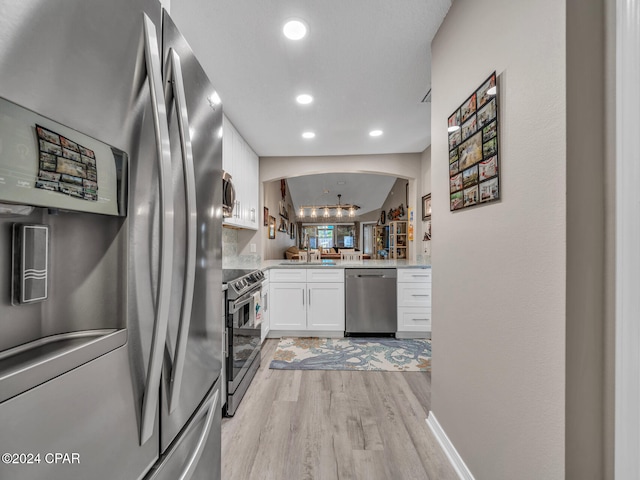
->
[[345, 268, 397, 335]]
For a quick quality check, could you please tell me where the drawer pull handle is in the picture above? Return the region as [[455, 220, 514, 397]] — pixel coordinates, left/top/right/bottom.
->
[[411, 294, 430, 297], [414, 318, 429, 321]]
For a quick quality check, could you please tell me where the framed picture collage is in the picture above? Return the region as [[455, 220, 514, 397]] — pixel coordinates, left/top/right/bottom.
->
[[448, 72, 499, 211], [35, 124, 98, 202]]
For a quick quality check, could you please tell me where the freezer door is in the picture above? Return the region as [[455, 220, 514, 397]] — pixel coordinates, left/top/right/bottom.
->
[[144, 380, 221, 480], [160, 11, 223, 453], [0, 346, 158, 480]]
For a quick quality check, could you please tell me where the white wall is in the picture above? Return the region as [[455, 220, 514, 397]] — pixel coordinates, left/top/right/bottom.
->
[[430, 1, 567, 479], [378, 178, 409, 222], [262, 179, 296, 260], [419, 146, 431, 257]]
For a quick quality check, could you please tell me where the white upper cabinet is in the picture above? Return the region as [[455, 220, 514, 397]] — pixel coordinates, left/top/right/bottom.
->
[[222, 114, 259, 230]]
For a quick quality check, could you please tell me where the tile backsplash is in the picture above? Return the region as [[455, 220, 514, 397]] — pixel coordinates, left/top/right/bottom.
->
[[222, 227, 261, 267]]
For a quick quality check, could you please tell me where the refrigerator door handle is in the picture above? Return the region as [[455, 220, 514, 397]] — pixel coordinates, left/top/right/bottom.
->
[[140, 12, 175, 446], [164, 48, 198, 414], [178, 388, 219, 480]]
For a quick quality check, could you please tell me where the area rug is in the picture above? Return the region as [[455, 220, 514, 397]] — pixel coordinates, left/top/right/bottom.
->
[[269, 337, 431, 372]]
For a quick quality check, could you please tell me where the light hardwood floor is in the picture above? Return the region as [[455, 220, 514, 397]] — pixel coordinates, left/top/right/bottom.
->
[[221, 339, 458, 480]]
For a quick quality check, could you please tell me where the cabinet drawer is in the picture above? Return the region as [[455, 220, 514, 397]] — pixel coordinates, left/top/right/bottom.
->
[[306, 268, 344, 283], [397, 268, 432, 283], [397, 283, 432, 306], [269, 269, 306, 283], [397, 307, 432, 332]]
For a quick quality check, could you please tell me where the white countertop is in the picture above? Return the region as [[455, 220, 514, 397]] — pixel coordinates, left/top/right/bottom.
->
[[224, 258, 431, 271]]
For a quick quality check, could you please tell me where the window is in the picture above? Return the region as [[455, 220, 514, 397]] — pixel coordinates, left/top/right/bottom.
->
[[336, 225, 354, 247], [317, 225, 334, 248], [301, 224, 357, 249]]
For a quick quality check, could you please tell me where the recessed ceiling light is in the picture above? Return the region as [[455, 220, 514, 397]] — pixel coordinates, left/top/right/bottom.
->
[[447, 125, 461, 133], [302, 131, 315, 139], [369, 130, 383, 137], [296, 94, 313, 105], [283, 19, 307, 40]]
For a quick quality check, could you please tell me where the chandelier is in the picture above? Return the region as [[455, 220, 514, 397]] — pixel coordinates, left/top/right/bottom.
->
[[298, 194, 359, 218]]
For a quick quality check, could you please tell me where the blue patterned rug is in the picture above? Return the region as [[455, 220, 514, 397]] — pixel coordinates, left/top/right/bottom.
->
[[269, 337, 431, 372]]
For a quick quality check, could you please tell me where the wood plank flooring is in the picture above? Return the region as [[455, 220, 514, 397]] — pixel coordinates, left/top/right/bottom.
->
[[221, 339, 457, 480]]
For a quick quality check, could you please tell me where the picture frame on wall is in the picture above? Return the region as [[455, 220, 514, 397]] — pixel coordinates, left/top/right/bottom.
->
[[279, 201, 288, 219], [422, 194, 431, 220], [263, 207, 269, 226], [268, 216, 276, 239], [448, 71, 500, 211]]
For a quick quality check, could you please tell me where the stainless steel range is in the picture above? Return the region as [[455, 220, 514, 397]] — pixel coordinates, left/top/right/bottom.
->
[[223, 269, 264, 416]]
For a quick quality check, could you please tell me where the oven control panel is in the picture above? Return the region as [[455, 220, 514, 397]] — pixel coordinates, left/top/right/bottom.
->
[[228, 269, 264, 298]]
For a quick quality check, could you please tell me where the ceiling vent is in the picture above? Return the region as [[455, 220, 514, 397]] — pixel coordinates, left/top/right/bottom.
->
[[421, 88, 432, 103]]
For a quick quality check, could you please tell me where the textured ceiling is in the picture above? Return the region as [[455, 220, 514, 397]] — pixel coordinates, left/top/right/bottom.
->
[[172, 0, 451, 157], [286, 173, 397, 215]]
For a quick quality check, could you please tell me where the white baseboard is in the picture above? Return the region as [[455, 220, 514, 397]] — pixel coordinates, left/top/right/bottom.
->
[[426, 412, 475, 480], [396, 331, 431, 339], [266, 330, 344, 338]]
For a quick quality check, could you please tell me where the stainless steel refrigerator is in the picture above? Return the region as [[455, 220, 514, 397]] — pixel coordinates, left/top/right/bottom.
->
[[0, 1, 223, 479]]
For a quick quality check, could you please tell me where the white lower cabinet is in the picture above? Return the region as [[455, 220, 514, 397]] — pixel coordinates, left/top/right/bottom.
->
[[307, 282, 345, 330], [270, 282, 306, 330], [269, 269, 345, 333], [397, 268, 432, 335]]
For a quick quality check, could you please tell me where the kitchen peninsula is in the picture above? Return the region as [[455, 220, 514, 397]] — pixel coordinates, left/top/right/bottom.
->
[[253, 259, 432, 340]]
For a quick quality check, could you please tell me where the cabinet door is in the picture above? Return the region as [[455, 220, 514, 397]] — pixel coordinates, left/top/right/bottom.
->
[[222, 115, 233, 174], [269, 282, 306, 330], [246, 147, 259, 227], [306, 268, 344, 283], [232, 129, 245, 225], [397, 306, 432, 332], [397, 283, 431, 307], [270, 268, 306, 283], [397, 268, 432, 283], [261, 282, 270, 343], [307, 282, 345, 331]]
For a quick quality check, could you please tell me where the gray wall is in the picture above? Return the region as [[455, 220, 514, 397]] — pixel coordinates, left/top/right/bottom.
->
[[430, 1, 567, 478], [431, 0, 610, 478]]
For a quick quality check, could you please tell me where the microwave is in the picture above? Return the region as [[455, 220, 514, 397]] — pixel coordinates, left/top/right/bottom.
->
[[222, 171, 235, 218]]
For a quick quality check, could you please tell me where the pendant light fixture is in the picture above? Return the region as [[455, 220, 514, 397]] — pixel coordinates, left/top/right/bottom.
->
[[299, 194, 360, 218]]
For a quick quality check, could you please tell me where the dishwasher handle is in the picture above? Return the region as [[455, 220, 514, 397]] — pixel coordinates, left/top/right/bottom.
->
[[345, 268, 397, 279]]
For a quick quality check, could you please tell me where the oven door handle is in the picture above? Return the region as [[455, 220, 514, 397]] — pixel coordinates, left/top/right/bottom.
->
[[230, 290, 259, 312], [164, 48, 198, 414]]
